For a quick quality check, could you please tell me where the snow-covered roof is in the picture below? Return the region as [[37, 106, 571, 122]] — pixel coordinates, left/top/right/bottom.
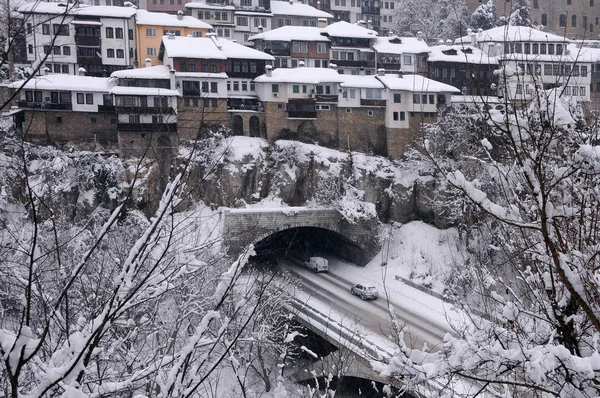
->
[[456, 25, 570, 44], [254, 66, 345, 84], [428, 44, 498, 65], [269, 0, 333, 19], [377, 73, 460, 93], [321, 21, 377, 39], [111, 65, 172, 79], [568, 44, 600, 63], [19, 2, 136, 18], [372, 36, 429, 55], [339, 75, 384, 89], [9, 74, 113, 92], [185, 2, 235, 10], [249, 26, 330, 42], [162, 36, 274, 60], [110, 86, 181, 96], [135, 9, 212, 29]]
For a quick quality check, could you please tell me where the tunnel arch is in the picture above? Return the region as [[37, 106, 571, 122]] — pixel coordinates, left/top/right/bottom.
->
[[250, 225, 366, 265]]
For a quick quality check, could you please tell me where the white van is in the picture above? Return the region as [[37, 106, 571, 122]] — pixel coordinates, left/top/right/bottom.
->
[[304, 256, 329, 272]]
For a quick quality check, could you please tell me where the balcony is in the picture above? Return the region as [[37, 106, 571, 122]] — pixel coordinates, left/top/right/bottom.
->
[[265, 48, 290, 57], [360, 99, 386, 107], [361, 6, 378, 13], [287, 110, 317, 118], [75, 35, 101, 46], [333, 59, 375, 68], [98, 105, 115, 113], [315, 94, 338, 102], [117, 123, 177, 132], [18, 101, 72, 110], [116, 106, 176, 115]]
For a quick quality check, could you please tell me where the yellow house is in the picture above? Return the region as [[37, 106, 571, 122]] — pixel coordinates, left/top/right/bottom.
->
[[135, 9, 212, 67]]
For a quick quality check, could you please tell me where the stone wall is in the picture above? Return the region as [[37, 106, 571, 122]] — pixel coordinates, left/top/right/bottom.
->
[[337, 105, 387, 156], [177, 98, 228, 140], [118, 129, 178, 159], [20, 109, 117, 148]]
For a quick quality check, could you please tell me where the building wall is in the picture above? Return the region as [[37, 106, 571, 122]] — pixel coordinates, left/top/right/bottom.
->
[[20, 109, 117, 146], [467, 0, 600, 39], [337, 105, 387, 155], [177, 98, 228, 139], [386, 112, 435, 159]]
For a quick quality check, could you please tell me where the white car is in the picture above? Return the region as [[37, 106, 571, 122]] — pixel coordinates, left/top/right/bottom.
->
[[350, 284, 379, 300]]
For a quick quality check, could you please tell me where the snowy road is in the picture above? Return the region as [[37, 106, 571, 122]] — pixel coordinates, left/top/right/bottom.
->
[[281, 259, 451, 352]]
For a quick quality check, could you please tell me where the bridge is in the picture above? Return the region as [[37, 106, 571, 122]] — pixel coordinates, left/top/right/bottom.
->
[[221, 207, 380, 266]]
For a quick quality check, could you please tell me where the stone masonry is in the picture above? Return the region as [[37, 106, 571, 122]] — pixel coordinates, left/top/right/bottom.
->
[[222, 207, 380, 265]]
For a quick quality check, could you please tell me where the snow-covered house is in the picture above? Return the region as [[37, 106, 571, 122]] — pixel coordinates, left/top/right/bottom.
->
[[328, 0, 361, 25], [109, 66, 180, 157], [427, 44, 498, 96], [321, 21, 378, 75], [159, 34, 274, 138], [372, 35, 430, 75], [269, 0, 333, 29], [456, 26, 591, 103], [19, 2, 137, 77], [249, 26, 331, 69], [8, 74, 117, 146]]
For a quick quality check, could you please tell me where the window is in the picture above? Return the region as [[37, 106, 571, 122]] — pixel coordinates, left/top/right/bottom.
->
[[573, 86, 579, 96], [540, 43, 547, 54], [193, 31, 203, 37], [429, 94, 435, 104], [34, 91, 42, 102], [516, 84, 523, 94], [559, 14, 566, 27], [293, 84, 300, 93], [106, 27, 114, 38], [146, 28, 156, 37], [541, 14, 547, 26], [532, 43, 539, 54], [53, 24, 69, 36], [107, 49, 115, 58], [62, 65, 69, 74], [233, 81, 239, 91], [272, 84, 279, 93], [584, 16, 588, 30], [53, 46, 61, 55], [591, 0, 595, 5], [86, 93, 94, 104], [403, 55, 412, 65], [129, 114, 140, 124], [367, 110, 374, 116], [393, 111, 399, 121], [413, 94, 420, 104], [55, 116, 62, 123], [116, 28, 123, 39], [293, 42, 308, 52], [237, 16, 249, 26], [211, 82, 218, 93], [129, 29, 134, 40], [393, 93, 401, 103], [91, 117, 97, 123], [582, 65, 588, 77], [422, 94, 427, 104], [564, 86, 571, 96], [117, 49, 124, 58], [42, 24, 50, 35], [533, 0, 538, 6], [147, 47, 157, 56], [580, 86, 586, 96], [28, 44, 32, 54], [63, 46, 71, 56], [54, 64, 61, 73], [400, 111, 405, 121], [77, 93, 85, 104], [548, 44, 554, 55], [43, 45, 50, 54], [556, 44, 562, 55], [202, 81, 209, 92], [317, 43, 326, 53]]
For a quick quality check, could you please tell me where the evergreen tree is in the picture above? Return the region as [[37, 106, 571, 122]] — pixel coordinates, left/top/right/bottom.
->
[[470, 0, 500, 31], [509, 0, 532, 26]]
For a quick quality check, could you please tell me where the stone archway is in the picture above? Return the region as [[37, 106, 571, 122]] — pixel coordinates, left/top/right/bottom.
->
[[233, 115, 244, 136], [249, 116, 260, 137], [297, 120, 319, 143]]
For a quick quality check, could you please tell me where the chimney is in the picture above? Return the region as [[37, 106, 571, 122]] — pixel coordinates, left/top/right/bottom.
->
[[168, 32, 176, 39], [316, 0, 320, 9], [170, 68, 176, 91], [43, 66, 51, 75], [417, 31, 424, 41], [177, 10, 184, 20], [207, 32, 222, 49], [377, 68, 385, 76], [478, 28, 483, 37], [298, 60, 305, 67], [328, 62, 337, 69], [145, 57, 152, 68], [470, 30, 476, 47], [265, 64, 273, 77], [78, 67, 86, 76], [357, 20, 366, 28], [397, 71, 403, 78], [317, 17, 327, 28], [367, 19, 372, 30], [258, 25, 264, 31]]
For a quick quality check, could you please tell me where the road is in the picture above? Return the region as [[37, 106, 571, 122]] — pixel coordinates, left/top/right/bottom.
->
[[280, 258, 451, 353]]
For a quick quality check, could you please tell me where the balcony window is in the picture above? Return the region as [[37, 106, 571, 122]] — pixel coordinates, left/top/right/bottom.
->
[[237, 17, 249, 26], [413, 94, 420, 104], [293, 42, 308, 53], [211, 82, 218, 93], [365, 88, 382, 99], [60, 92, 71, 104], [86, 93, 94, 104], [63, 46, 71, 56]]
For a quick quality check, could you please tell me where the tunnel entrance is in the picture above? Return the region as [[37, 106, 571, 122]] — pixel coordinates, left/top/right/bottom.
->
[[251, 226, 365, 265]]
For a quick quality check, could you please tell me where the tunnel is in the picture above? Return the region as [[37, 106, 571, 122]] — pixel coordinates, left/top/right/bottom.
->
[[250, 226, 366, 265]]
